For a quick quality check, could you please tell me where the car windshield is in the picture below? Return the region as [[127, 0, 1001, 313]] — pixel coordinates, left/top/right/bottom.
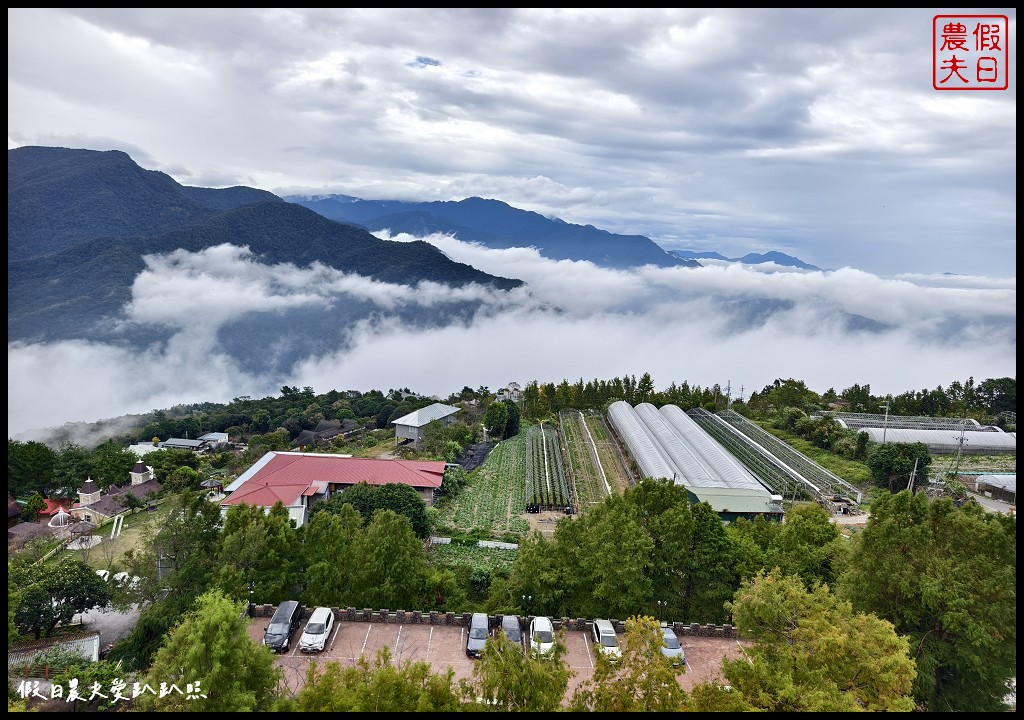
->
[[663, 635, 680, 650], [469, 627, 488, 640], [267, 623, 288, 635], [306, 623, 325, 634], [534, 630, 553, 643], [600, 636, 617, 648]]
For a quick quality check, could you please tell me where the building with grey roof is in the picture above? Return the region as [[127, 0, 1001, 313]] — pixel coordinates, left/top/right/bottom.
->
[[392, 403, 461, 448]]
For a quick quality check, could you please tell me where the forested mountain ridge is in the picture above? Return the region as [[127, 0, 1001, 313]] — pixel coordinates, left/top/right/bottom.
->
[[285, 194, 702, 270], [7, 146, 524, 366]]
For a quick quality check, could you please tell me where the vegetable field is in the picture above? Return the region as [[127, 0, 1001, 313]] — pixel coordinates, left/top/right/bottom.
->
[[433, 434, 530, 537], [558, 409, 611, 510], [524, 423, 571, 511]]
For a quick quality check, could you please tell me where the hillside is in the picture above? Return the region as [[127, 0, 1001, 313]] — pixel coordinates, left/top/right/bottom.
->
[[285, 194, 700, 270]]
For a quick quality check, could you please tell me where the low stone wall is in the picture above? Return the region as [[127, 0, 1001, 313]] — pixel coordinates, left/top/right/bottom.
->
[[249, 604, 738, 638]]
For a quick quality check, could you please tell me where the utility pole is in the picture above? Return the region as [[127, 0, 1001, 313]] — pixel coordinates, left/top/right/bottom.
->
[[880, 402, 890, 444]]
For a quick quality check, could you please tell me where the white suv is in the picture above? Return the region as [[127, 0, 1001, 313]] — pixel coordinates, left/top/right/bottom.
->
[[591, 619, 621, 661], [298, 606, 335, 653], [529, 616, 555, 657]]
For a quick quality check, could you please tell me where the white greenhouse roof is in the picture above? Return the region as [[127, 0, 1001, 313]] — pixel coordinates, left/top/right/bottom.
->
[[858, 428, 1016, 453], [391, 402, 461, 428]]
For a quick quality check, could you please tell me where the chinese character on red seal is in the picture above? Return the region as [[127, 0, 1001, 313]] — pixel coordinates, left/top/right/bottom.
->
[[933, 15, 1009, 90]]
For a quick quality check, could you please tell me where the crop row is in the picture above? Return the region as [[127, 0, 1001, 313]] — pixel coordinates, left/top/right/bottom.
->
[[524, 424, 570, 510], [558, 409, 609, 511]]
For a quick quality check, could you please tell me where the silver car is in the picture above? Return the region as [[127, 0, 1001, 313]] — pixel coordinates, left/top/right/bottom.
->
[[660, 625, 685, 666]]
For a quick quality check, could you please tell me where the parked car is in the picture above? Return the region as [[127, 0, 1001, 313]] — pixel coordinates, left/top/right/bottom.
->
[[529, 616, 555, 658], [299, 606, 335, 654], [660, 625, 685, 666], [466, 612, 489, 658], [263, 600, 303, 653], [591, 618, 622, 662], [497, 614, 524, 650]]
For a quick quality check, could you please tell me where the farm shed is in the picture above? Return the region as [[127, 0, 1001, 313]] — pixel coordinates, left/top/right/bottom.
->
[[392, 403, 461, 448]]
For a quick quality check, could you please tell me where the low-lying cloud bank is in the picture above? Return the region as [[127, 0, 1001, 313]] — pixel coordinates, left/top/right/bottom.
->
[[8, 234, 1015, 443]]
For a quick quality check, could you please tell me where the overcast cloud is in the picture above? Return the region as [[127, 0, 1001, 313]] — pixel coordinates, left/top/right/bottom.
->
[[6, 8, 1016, 439], [7, 8, 1016, 276]]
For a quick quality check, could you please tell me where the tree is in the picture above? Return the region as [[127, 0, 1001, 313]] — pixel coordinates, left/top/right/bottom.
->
[[164, 466, 201, 493], [300, 505, 363, 607], [52, 442, 92, 498], [89, 441, 137, 490], [118, 492, 146, 515], [140, 589, 283, 712], [296, 647, 463, 711], [501, 399, 521, 437], [10, 554, 112, 639], [316, 482, 430, 539], [866, 442, 931, 492], [8, 439, 57, 497], [569, 615, 687, 711], [636, 372, 655, 404], [839, 491, 1016, 712], [21, 492, 46, 522], [461, 626, 572, 711], [722, 569, 916, 711], [218, 502, 300, 605], [483, 401, 509, 440], [352, 510, 429, 611], [763, 502, 847, 590], [110, 493, 223, 670]]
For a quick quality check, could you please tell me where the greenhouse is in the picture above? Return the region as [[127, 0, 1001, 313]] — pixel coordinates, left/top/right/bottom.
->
[[656, 404, 769, 493], [813, 411, 992, 431], [857, 427, 1016, 454], [607, 401, 771, 496], [606, 401, 675, 481]]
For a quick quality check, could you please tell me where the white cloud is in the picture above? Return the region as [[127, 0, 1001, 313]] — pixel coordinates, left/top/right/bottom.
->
[[8, 238, 1014, 439]]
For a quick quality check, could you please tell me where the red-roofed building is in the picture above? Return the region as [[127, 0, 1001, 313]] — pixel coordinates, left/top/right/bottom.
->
[[40, 497, 72, 516], [222, 451, 447, 527]]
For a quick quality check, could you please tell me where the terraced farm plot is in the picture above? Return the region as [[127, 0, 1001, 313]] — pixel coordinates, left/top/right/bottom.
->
[[559, 409, 611, 511], [433, 434, 530, 537], [584, 411, 635, 493]]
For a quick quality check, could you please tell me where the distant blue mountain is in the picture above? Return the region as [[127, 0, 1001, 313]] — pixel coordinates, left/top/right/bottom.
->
[[669, 249, 822, 271], [285, 194, 700, 271]]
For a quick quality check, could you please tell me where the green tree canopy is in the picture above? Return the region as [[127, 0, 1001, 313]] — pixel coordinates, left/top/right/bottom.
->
[[461, 625, 572, 711], [866, 442, 932, 492], [569, 615, 687, 712], [314, 482, 429, 539], [483, 401, 509, 439], [10, 554, 112, 639], [140, 589, 283, 712], [296, 647, 462, 712], [723, 569, 917, 712], [352, 509, 429, 610], [8, 439, 57, 497], [839, 491, 1016, 711]]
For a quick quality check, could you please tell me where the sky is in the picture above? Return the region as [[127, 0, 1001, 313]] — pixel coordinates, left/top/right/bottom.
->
[[6, 8, 1018, 441]]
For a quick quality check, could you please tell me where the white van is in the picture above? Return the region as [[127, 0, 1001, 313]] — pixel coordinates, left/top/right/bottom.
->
[[529, 616, 555, 658], [591, 619, 621, 661]]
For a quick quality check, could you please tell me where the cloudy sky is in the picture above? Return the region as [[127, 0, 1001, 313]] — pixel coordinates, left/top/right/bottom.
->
[[6, 8, 1017, 440]]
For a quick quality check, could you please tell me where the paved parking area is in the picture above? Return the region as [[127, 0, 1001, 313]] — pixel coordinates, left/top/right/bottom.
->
[[247, 616, 748, 702]]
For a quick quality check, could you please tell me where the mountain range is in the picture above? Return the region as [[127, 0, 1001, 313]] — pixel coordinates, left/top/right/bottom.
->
[[9, 145, 833, 381]]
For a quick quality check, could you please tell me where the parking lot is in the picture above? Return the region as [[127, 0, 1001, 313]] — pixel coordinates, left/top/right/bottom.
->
[[246, 615, 749, 703]]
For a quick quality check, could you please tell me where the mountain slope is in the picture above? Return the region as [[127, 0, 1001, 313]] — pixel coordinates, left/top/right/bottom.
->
[[8, 147, 525, 374], [670, 249, 822, 271], [286, 194, 701, 270]]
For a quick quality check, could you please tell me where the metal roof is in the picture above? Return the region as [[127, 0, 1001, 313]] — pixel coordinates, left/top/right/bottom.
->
[[391, 402, 461, 428], [686, 486, 783, 514]]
